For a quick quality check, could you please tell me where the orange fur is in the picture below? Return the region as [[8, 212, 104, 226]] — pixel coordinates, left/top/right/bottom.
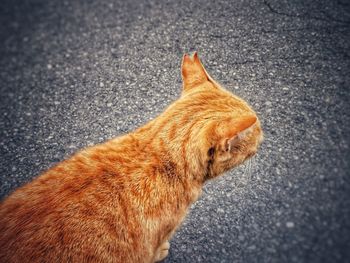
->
[[0, 53, 263, 263]]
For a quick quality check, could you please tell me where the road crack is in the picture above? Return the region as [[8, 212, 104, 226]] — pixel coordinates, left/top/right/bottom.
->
[[263, 0, 350, 25]]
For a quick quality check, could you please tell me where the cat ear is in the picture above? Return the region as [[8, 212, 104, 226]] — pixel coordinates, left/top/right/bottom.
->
[[220, 116, 257, 152], [181, 52, 217, 92]]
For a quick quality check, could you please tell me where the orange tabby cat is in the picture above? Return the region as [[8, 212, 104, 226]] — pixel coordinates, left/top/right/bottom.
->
[[0, 52, 263, 263]]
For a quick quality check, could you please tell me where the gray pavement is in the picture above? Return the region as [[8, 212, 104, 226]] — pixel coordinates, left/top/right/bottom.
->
[[1, 0, 349, 262]]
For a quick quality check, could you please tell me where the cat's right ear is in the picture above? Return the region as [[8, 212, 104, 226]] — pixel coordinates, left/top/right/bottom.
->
[[181, 52, 218, 93], [217, 115, 257, 152]]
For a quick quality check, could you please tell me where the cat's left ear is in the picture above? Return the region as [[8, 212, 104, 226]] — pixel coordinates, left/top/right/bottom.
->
[[181, 52, 218, 92]]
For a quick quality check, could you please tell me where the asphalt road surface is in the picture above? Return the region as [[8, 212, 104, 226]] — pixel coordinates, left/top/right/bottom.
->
[[1, 0, 349, 262]]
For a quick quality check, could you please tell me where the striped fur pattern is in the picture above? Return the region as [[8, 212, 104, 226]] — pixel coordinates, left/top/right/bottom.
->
[[0, 53, 263, 263]]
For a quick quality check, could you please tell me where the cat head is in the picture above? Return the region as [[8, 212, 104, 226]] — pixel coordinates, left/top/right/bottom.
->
[[168, 52, 263, 181]]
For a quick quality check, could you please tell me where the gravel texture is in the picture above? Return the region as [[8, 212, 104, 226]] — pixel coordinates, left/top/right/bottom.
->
[[0, 0, 349, 262]]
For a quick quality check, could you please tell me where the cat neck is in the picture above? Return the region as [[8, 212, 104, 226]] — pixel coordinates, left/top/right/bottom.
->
[[133, 118, 207, 186]]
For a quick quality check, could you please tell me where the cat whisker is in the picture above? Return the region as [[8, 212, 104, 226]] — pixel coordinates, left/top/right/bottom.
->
[[249, 157, 253, 181], [243, 158, 249, 177], [247, 158, 252, 182], [250, 155, 256, 181], [241, 157, 252, 187]]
